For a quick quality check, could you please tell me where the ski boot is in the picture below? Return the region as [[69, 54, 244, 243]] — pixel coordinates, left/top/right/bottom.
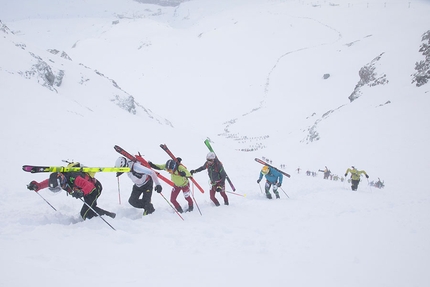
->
[[105, 211, 116, 219], [143, 203, 155, 216], [266, 193, 272, 199]]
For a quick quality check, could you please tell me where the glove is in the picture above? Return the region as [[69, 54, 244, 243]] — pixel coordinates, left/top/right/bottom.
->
[[190, 170, 195, 175], [216, 187, 222, 193], [178, 171, 186, 177], [257, 179, 261, 184], [155, 185, 162, 193], [365, 174, 369, 178], [344, 173, 347, 177], [277, 182, 281, 187], [27, 181, 39, 191], [71, 190, 84, 198], [148, 161, 161, 170]]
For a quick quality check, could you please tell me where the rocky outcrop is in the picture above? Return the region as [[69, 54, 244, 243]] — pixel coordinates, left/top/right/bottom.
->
[[349, 53, 388, 102], [412, 30, 430, 87]]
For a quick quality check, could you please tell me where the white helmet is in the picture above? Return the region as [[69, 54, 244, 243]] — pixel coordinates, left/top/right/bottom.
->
[[206, 152, 216, 160], [115, 157, 128, 168]]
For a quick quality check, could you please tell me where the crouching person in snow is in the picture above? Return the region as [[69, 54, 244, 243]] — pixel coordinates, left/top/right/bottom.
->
[[344, 166, 369, 191], [115, 156, 162, 216], [27, 171, 116, 219], [190, 152, 229, 206], [257, 165, 283, 199], [149, 158, 193, 213]]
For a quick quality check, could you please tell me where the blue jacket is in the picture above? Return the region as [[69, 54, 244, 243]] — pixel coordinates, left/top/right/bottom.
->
[[258, 167, 283, 185]]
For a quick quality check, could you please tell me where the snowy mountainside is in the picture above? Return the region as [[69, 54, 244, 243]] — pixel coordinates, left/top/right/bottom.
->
[[0, 20, 171, 126], [1, 0, 429, 188], [0, 1, 430, 287]]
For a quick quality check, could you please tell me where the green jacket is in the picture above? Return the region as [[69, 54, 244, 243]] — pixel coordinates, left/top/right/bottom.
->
[[155, 163, 191, 187], [345, 168, 368, 181]]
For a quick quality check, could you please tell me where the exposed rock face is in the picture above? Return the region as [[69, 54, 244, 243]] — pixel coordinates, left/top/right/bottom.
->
[[349, 53, 388, 102], [0, 20, 172, 126], [112, 95, 137, 115], [412, 30, 430, 87], [0, 20, 12, 34], [18, 53, 64, 92], [47, 49, 72, 61]]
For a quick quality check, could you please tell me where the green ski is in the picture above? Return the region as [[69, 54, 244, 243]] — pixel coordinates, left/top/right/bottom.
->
[[204, 139, 236, 191]]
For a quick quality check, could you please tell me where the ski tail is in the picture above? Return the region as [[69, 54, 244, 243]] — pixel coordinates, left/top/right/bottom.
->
[[22, 165, 130, 173], [114, 145, 174, 187], [203, 139, 236, 191], [204, 139, 214, 152], [22, 165, 49, 173], [114, 145, 136, 161], [160, 144, 205, 193]]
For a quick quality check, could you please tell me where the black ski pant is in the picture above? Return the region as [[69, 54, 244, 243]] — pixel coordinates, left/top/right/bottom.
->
[[129, 180, 154, 212], [81, 180, 111, 219], [351, 179, 360, 191]]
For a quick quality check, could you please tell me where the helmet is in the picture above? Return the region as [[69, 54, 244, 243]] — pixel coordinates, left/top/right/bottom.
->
[[49, 172, 65, 192], [67, 162, 81, 167], [115, 157, 127, 168], [261, 166, 270, 175], [166, 159, 177, 171], [206, 152, 216, 161]]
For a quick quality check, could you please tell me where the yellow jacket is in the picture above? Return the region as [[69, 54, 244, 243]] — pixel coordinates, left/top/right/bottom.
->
[[345, 167, 368, 181], [155, 163, 191, 187]]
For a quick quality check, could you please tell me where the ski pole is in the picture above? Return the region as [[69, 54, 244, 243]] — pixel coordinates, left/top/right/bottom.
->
[[258, 182, 264, 194], [79, 198, 116, 231], [192, 182, 202, 216], [280, 187, 290, 198], [117, 177, 121, 204], [159, 192, 184, 221], [225, 190, 246, 197], [367, 178, 372, 191], [35, 191, 57, 211]]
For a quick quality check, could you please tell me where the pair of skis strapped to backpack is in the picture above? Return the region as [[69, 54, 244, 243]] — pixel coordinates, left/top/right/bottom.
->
[[22, 165, 130, 174], [254, 158, 291, 178], [23, 142, 242, 191], [160, 144, 204, 193], [203, 139, 236, 191], [114, 145, 174, 187]]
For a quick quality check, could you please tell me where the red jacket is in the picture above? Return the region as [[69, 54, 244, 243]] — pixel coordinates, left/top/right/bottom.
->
[[37, 173, 97, 196]]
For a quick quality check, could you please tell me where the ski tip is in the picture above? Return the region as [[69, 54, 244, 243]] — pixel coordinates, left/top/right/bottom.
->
[[22, 165, 32, 172]]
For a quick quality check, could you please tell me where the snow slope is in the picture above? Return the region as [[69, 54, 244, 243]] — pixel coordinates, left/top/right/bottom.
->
[[0, 0, 429, 286]]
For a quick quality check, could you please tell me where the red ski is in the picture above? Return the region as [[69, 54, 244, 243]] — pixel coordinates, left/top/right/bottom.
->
[[114, 145, 174, 187], [255, 158, 291, 178], [160, 144, 205, 193]]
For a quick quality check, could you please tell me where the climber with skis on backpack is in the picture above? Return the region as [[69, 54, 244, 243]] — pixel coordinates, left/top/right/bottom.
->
[[344, 166, 369, 191], [257, 165, 283, 199], [149, 158, 193, 213], [115, 156, 162, 216], [27, 162, 115, 220], [318, 166, 331, 179], [190, 152, 229, 206]]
